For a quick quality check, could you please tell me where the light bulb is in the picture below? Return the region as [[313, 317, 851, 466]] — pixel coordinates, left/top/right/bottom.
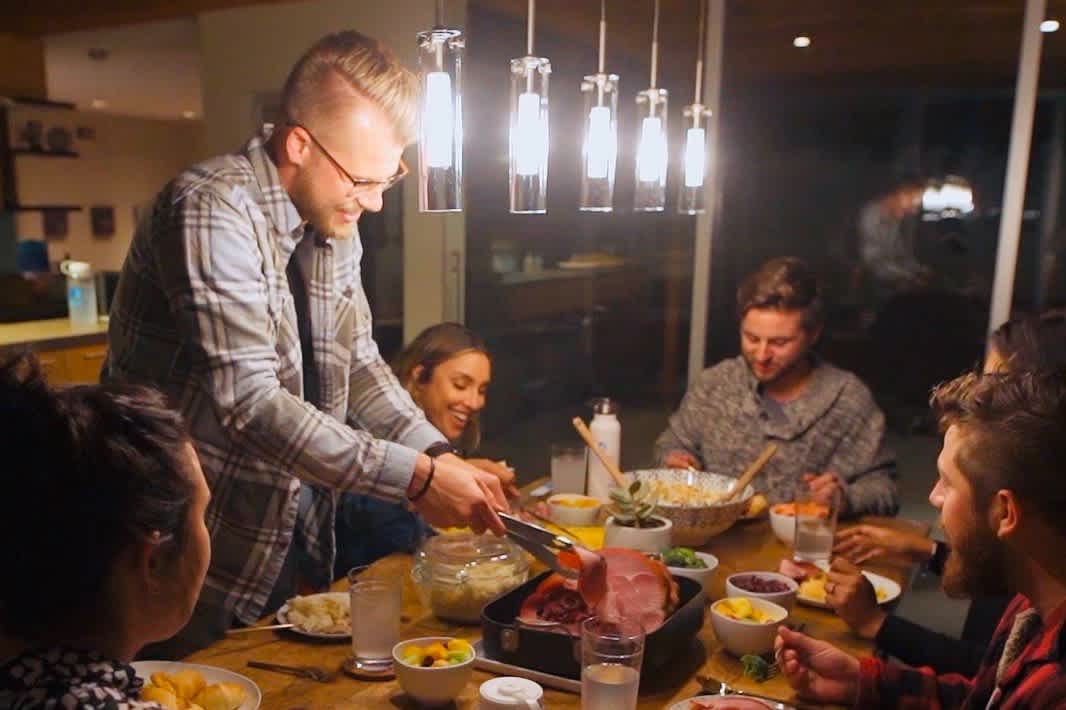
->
[[636, 116, 666, 182], [514, 91, 544, 176], [423, 72, 454, 169], [683, 127, 706, 188], [586, 105, 614, 179]]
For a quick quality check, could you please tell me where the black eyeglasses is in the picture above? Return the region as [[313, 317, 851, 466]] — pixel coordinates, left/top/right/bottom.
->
[[288, 122, 407, 195]]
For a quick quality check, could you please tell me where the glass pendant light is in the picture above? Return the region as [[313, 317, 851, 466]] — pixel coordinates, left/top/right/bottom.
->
[[509, 0, 551, 214], [679, 0, 710, 214], [417, 1, 464, 212], [579, 0, 619, 212], [634, 0, 667, 212]]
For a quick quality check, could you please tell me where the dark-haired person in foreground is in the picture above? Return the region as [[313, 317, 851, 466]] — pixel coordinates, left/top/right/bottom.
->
[[776, 369, 1066, 708], [0, 354, 211, 708], [655, 256, 898, 516]]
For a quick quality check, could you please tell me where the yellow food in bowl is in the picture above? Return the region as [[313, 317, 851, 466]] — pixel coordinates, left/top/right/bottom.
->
[[399, 638, 474, 668], [714, 597, 774, 624], [141, 670, 245, 710]]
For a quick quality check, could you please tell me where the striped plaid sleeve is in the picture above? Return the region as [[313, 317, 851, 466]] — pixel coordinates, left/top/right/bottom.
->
[[164, 189, 414, 500], [341, 247, 443, 454], [856, 657, 974, 709]]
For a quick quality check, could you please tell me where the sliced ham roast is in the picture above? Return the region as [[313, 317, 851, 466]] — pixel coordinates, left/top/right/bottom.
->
[[518, 547, 680, 635]]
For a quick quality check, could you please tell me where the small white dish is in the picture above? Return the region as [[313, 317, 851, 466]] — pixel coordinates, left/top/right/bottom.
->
[[546, 494, 602, 527], [725, 571, 798, 612], [393, 636, 475, 707], [710, 597, 789, 657], [666, 552, 719, 593]]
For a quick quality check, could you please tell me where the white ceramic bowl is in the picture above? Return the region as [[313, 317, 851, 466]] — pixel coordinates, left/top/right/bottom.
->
[[710, 597, 789, 657], [769, 505, 796, 546], [547, 494, 602, 527], [666, 552, 719, 593], [628, 469, 755, 546], [725, 571, 799, 612], [393, 636, 475, 707], [603, 515, 673, 554]]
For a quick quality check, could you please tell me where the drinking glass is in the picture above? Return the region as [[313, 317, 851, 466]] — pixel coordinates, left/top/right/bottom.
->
[[793, 486, 841, 562], [348, 566, 402, 671], [580, 617, 645, 710], [551, 444, 587, 495]]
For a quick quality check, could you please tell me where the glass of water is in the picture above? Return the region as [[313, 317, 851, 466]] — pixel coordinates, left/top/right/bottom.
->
[[348, 566, 402, 671], [580, 617, 645, 710], [793, 486, 842, 562], [551, 444, 587, 495]]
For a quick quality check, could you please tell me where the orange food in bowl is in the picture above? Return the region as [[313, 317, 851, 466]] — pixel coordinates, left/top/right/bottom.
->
[[554, 496, 600, 509], [770, 502, 830, 517]]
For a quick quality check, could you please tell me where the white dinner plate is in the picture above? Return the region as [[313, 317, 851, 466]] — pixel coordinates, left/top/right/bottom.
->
[[668, 695, 787, 710], [131, 660, 261, 710], [795, 560, 902, 609], [276, 591, 351, 639]]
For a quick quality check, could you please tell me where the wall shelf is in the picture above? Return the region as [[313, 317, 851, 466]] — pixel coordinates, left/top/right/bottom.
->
[[10, 148, 80, 159], [10, 204, 82, 212]]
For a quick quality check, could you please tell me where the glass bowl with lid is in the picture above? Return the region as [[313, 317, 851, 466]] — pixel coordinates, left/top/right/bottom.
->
[[411, 531, 530, 624]]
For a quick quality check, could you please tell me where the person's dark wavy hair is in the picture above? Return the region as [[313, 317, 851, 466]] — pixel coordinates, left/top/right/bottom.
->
[[989, 308, 1066, 371], [931, 369, 1066, 537], [0, 353, 193, 642]]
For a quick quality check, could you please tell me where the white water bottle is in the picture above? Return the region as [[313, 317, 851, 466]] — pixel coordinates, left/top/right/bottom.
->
[[586, 398, 621, 502]]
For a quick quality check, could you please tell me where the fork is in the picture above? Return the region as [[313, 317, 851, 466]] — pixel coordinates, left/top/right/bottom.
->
[[698, 672, 819, 710], [247, 660, 335, 683]]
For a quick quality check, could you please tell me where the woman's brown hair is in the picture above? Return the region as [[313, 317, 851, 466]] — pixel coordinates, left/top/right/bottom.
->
[[0, 353, 193, 642], [392, 323, 490, 453]]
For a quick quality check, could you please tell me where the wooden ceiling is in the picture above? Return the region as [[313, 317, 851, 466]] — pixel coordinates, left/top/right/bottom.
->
[[6, 0, 1066, 89]]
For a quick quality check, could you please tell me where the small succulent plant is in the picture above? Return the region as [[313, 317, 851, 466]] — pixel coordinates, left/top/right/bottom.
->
[[609, 480, 660, 528]]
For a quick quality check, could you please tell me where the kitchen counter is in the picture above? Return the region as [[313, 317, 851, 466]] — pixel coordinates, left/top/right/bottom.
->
[[0, 316, 109, 350]]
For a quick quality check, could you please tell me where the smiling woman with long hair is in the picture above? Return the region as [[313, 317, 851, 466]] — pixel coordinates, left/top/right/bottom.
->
[[334, 323, 509, 575]]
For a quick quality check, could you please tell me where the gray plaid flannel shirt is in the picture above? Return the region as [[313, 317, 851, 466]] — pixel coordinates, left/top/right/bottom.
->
[[655, 356, 899, 516], [105, 125, 443, 625]]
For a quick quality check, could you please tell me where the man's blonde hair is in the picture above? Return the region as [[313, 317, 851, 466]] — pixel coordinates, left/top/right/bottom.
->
[[282, 31, 418, 144]]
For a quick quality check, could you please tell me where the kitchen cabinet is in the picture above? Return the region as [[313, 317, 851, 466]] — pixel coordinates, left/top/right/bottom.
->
[[18, 342, 106, 386], [0, 317, 108, 385]]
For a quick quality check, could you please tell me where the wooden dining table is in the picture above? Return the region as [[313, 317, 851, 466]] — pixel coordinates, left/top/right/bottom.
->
[[185, 506, 929, 710]]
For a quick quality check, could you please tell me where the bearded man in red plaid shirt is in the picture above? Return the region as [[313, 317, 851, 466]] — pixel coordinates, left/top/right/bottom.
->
[[775, 368, 1066, 709]]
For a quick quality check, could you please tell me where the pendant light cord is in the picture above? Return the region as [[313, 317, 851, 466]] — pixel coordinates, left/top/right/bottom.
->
[[694, 0, 706, 103], [527, 0, 536, 56], [436, 0, 444, 28], [649, 0, 661, 89], [598, 0, 607, 74]]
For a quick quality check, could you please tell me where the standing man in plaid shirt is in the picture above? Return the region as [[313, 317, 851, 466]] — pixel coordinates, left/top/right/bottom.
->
[[775, 369, 1066, 709], [105, 31, 508, 658]]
